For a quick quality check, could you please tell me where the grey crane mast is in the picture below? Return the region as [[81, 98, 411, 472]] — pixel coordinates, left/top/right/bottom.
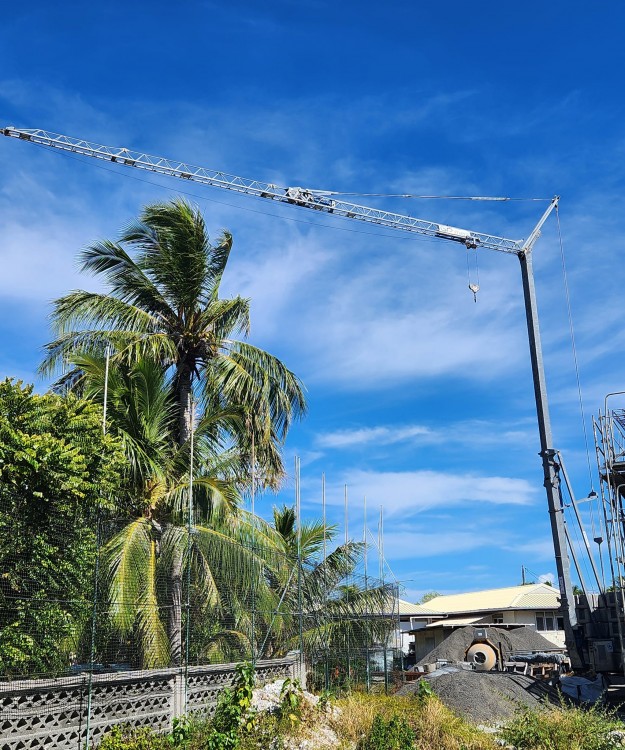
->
[[0, 125, 580, 666]]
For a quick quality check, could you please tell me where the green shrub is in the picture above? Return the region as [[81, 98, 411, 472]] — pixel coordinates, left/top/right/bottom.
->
[[204, 661, 256, 750], [97, 725, 169, 750], [278, 677, 303, 726], [501, 704, 624, 750], [359, 713, 416, 750]]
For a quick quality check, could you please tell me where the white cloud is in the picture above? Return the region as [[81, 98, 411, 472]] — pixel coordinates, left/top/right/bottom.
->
[[538, 572, 555, 585], [510, 539, 556, 562], [314, 418, 535, 451], [322, 468, 537, 515], [316, 425, 433, 449]]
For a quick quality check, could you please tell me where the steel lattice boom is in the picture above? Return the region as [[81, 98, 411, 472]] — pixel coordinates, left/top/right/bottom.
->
[[2, 126, 525, 254]]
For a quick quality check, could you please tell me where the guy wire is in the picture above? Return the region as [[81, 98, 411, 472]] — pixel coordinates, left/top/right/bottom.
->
[[556, 206, 596, 532]]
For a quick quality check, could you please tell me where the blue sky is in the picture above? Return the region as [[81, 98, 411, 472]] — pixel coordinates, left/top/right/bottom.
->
[[1, 1, 624, 602]]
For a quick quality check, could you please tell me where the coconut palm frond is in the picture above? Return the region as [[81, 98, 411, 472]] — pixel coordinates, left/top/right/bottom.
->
[[197, 628, 250, 664], [102, 518, 153, 633], [80, 239, 173, 319], [196, 296, 251, 342], [51, 291, 159, 336], [136, 539, 170, 667]]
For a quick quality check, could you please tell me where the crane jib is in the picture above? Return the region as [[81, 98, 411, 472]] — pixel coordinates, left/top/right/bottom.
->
[[2, 126, 524, 254]]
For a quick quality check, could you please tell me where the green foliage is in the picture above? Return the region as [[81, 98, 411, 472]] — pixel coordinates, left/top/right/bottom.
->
[[97, 725, 170, 750], [359, 713, 416, 750], [500, 704, 624, 750], [204, 661, 257, 750], [418, 591, 441, 604], [416, 678, 433, 702], [278, 677, 303, 726], [0, 379, 125, 677], [168, 716, 192, 747]]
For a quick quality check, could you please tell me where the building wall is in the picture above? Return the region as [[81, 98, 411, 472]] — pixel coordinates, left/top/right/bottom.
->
[[511, 610, 566, 648], [413, 628, 445, 663]]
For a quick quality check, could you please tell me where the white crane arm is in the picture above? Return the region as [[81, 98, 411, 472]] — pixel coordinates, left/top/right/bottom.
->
[[2, 126, 524, 254]]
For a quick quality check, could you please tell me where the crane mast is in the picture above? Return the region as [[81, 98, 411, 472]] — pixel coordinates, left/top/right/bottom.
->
[[1, 125, 580, 666]]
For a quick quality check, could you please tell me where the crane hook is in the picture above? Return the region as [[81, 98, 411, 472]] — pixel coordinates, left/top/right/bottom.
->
[[469, 283, 480, 303]]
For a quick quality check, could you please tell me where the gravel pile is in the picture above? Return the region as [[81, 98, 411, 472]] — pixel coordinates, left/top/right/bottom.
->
[[419, 625, 562, 665], [398, 668, 547, 724]]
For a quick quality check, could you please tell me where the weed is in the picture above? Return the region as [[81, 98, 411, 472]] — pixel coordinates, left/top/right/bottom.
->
[[204, 661, 257, 750], [97, 725, 169, 750], [416, 679, 433, 702], [333, 692, 496, 750], [278, 677, 303, 727], [500, 703, 625, 750], [359, 713, 415, 750], [168, 716, 191, 747]]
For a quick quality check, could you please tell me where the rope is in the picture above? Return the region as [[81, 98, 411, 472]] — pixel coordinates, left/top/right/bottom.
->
[[556, 206, 596, 533]]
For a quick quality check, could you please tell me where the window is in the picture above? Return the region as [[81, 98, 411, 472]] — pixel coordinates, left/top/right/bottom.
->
[[492, 613, 504, 624], [536, 611, 562, 631]]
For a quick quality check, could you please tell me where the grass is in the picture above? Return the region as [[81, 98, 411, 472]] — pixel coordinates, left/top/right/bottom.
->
[[500, 702, 624, 750], [332, 692, 497, 750]]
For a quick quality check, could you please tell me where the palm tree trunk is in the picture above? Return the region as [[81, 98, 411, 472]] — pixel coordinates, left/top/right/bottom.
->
[[170, 364, 193, 666], [177, 365, 193, 446], [168, 545, 183, 666]]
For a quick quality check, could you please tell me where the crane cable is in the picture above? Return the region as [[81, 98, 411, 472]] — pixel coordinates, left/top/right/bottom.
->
[[556, 205, 597, 536], [466, 247, 480, 302]]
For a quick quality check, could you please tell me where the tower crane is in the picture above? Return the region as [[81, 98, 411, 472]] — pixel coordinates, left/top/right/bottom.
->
[[1, 126, 581, 667]]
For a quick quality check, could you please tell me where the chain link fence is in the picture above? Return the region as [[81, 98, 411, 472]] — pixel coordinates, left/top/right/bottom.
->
[[0, 494, 401, 747]]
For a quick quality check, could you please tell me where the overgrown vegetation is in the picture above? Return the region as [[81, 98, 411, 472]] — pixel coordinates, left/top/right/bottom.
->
[[94, 669, 625, 750], [1, 200, 395, 680], [333, 692, 497, 750], [500, 703, 624, 750], [359, 713, 415, 750]]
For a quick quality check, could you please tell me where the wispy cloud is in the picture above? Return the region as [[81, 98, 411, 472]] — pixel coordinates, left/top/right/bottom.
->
[[320, 468, 537, 515], [314, 418, 535, 451], [316, 424, 433, 449], [376, 529, 497, 560]]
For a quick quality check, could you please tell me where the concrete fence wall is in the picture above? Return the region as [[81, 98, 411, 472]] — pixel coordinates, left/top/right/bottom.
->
[[1, 656, 300, 750]]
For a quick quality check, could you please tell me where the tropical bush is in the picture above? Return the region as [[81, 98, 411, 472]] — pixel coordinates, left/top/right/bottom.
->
[[0, 379, 125, 677]]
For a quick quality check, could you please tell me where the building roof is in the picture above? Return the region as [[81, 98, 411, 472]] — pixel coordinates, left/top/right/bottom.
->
[[424, 616, 481, 628], [411, 583, 560, 617], [396, 599, 438, 616]]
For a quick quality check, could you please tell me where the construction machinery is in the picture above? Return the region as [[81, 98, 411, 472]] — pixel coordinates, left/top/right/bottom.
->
[[0, 125, 600, 671]]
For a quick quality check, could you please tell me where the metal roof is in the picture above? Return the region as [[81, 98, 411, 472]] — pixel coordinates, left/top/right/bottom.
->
[[409, 583, 560, 617], [395, 599, 438, 616]]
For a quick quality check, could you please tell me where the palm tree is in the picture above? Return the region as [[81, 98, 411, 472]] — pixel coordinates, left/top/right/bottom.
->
[[256, 505, 392, 663], [41, 198, 306, 487], [76, 354, 275, 667]]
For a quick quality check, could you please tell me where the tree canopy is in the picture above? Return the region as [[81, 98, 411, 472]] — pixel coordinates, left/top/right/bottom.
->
[[0, 379, 125, 677]]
